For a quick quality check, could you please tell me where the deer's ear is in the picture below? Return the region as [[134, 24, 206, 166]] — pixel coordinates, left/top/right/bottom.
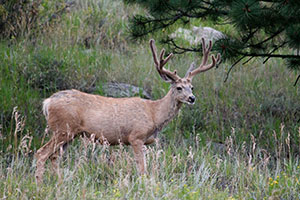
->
[[184, 62, 196, 78]]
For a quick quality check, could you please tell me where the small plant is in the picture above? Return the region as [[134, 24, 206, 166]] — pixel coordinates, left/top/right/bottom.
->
[[0, 0, 69, 39], [23, 54, 70, 94], [179, 104, 205, 134], [0, 0, 40, 38]]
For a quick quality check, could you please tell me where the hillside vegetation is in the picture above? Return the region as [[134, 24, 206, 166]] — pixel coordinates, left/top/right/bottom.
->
[[0, 0, 299, 199]]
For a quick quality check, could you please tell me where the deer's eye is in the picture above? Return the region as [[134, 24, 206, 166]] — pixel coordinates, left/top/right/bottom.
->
[[191, 86, 194, 91], [177, 87, 182, 91]]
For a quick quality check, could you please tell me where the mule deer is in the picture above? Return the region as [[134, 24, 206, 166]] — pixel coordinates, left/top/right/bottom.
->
[[35, 38, 221, 183]]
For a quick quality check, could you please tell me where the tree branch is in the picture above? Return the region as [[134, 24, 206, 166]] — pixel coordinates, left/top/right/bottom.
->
[[263, 42, 288, 64], [165, 38, 300, 59], [294, 74, 300, 86], [163, 38, 199, 54], [224, 56, 246, 82], [247, 29, 285, 48], [239, 53, 300, 59]]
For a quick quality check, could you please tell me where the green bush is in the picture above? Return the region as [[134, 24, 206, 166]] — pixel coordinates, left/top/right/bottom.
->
[[23, 54, 70, 93], [0, 0, 67, 39]]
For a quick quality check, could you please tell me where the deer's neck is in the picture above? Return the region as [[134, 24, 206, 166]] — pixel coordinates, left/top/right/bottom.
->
[[152, 89, 182, 131]]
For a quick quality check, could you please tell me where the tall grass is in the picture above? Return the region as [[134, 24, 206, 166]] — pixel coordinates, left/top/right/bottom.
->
[[0, 110, 299, 199], [0, 0, 299, 199]]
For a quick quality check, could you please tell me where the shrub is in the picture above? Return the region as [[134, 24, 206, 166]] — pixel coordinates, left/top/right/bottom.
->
[[23, 54, 70, 94], [0, 0, 68, 39]]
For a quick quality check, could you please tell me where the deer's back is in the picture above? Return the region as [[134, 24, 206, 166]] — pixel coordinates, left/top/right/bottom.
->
[[43, 89, 156, 144]]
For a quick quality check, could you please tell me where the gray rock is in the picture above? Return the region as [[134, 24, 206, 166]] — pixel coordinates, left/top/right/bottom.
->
[[102, 82, 152, 99], [170, 26, 225, 45]]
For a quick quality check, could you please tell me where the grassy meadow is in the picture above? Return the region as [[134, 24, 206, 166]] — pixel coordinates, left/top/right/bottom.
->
[[0, 0, 299, 199]]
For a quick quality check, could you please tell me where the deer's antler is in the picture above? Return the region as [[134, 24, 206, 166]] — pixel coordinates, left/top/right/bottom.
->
[[186, 38, 221, 80], [150, 39, 180, 83]]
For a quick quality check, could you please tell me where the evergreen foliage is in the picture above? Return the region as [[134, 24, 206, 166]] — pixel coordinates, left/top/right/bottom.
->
[[126, 0, 300, 75]]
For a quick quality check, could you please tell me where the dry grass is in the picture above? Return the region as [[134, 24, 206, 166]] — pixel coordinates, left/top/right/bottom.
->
[[0, 108, 300, 199]]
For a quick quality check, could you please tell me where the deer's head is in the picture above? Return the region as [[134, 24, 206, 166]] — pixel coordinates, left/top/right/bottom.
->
[[150, 38, 221, 105]]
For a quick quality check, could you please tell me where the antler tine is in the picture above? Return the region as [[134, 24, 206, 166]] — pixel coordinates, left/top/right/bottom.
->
[[161, 49, 173, 67], [199, 38, 212, 67], [198, 53, 221, 73], [187, 38, 221, 80], [159, 49, 165, 64], [150, 39, 159, 67], [149, 39, 180, 82]]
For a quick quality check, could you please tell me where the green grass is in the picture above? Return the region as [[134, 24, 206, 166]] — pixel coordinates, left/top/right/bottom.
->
[[0, 0, 299, 199]]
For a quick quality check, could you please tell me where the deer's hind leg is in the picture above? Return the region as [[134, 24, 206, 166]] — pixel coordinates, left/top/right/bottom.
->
[[49, 142, 69, 176], [35, 132, 74, 183]]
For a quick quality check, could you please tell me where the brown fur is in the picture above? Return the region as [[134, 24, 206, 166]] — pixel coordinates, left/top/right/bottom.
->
[[34, 39, 220, 183]]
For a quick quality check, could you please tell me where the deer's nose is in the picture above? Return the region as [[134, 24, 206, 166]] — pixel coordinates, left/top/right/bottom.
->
[[188, 95, 196, 104]]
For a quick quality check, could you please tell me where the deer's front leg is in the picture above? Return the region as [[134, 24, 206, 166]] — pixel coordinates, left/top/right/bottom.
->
[[130, 139, 146, 174]]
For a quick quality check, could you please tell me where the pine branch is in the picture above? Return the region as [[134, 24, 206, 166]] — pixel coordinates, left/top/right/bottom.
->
[[129, 1, 228, 38], [130, 15, 181, 38], [224, 56, 246, 82], [263, 42, 288, 64], [294, 74, 300, 86], [242, 56, 255, 65], [239, 53, 300, 59], [247, 29, 285, 48], [163, 38, 199, 54], [128, 0, 300, 73], [164, 38, 300, 59], [242, 28, 260, 43]]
